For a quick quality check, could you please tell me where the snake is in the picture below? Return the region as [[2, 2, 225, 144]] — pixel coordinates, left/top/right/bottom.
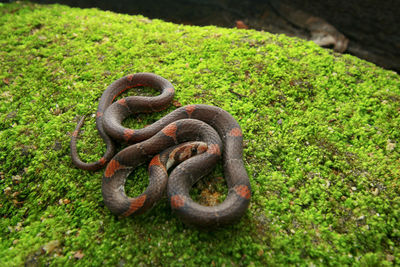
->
[[70, 73, 174, 170], [71, 73, 251, 228]]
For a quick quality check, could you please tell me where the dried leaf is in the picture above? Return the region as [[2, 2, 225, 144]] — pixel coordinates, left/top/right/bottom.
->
[[74, 250, 84, 259]]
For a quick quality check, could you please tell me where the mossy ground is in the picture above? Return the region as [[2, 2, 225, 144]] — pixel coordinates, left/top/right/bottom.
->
[[1, 2, 399, 266]]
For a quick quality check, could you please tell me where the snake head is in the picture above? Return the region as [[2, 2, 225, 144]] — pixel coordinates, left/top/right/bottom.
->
[[166, 142, 208, 170]]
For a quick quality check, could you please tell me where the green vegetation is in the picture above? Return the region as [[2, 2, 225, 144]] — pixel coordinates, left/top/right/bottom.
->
[[1, 2, 399, 266]]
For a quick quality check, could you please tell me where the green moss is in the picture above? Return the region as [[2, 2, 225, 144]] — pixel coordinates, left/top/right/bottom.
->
[[1, 1, 399, 266]]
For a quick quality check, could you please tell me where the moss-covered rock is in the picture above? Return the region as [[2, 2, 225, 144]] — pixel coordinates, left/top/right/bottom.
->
[[0, 2, 399, 266]]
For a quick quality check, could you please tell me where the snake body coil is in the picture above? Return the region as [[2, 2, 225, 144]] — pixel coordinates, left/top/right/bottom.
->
[[71, 73, 251, 228]]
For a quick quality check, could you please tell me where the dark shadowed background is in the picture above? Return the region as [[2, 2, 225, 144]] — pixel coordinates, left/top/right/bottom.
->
[[3, 0, 399, 72]]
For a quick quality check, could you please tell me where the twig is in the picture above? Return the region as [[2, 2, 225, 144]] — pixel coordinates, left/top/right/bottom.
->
[[228, 88, 248, 98]]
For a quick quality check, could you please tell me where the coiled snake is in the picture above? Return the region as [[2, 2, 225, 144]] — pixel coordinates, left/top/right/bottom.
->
[[71, 73, 251, 228]]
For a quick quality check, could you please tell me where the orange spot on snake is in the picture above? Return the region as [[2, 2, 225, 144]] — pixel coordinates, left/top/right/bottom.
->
[[166, 87, 174, 94], [117, 98, 127, 106], [127, 74, 134, 81], [123, 129, 134, 142], [197, 143, 208, 154], [234, 185, 251, 199], [207, 144, 221, 156], [229, 127, 242, 137], [185, 105, 196, 116], [105, 159, 121, 178], [149, 154, 161, 167], [170, 195, 185, 209], [162, 123, 177, 139], [122, 194, 147, 217], [96, 111, 103, 118], [149, 155, 166, 173], [99, 157, 106, 165], [72, 130, 79, 137]]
